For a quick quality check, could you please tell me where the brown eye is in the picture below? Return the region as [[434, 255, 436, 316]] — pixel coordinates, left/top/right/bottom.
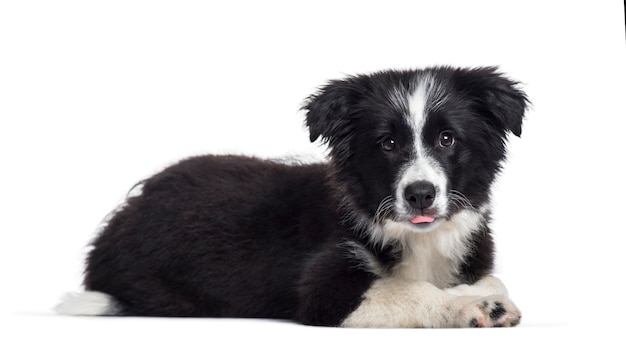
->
[[381, 137, 396, 151], [439, 131, 455, 148]]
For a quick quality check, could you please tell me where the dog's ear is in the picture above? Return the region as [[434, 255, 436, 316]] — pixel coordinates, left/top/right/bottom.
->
[[459, 67, 530, 137], [302, 78, 360, 144]]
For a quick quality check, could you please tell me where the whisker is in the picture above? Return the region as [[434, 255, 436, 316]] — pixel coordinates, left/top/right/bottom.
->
[[448, 190, 477, 211], [373, 195, 395, 224]]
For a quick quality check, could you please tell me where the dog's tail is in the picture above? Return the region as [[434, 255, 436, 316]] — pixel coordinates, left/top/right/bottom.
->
[[55, 291, 121, 316]]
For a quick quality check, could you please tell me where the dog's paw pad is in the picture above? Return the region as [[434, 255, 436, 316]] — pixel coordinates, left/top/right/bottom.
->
[[461, 296, 521, 328]]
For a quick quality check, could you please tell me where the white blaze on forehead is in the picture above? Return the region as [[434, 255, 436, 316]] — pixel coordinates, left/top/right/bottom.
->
[[393, 74, 449, 221], [408, 80, 429, 135], [407, 74, 447, 132]]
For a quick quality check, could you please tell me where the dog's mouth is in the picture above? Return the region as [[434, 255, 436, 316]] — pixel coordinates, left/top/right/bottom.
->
[[402, 209, 443, 230], [410, 215, 436, 224], [407, 215, 440, 230]]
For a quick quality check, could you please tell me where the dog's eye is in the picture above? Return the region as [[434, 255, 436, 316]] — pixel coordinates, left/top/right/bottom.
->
[[439, 131, 455, 148], [381, 137, 396, 151]]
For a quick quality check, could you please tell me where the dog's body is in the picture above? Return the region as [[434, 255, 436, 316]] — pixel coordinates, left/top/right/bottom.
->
[[57, 66, 529, 327]]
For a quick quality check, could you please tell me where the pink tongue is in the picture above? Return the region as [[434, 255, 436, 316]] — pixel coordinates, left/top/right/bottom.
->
[[411, 215, 435, 224]]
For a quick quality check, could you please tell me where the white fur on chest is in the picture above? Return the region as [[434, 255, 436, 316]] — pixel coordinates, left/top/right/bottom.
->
[[382, 209, 485, 288]]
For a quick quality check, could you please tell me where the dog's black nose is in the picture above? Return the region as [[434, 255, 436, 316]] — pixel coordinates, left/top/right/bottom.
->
[[404, 181, 436, 209]]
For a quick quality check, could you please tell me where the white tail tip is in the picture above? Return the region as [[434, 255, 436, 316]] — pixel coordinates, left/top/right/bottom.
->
[[55, 291, 119, 316]]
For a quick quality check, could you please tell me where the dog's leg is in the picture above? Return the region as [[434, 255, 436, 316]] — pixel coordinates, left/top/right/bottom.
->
[[340, 277, 521, 328], [444, 275, 509, 297]]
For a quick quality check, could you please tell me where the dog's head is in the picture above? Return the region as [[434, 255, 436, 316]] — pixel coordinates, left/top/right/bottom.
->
[[303, 67, 529, 238]]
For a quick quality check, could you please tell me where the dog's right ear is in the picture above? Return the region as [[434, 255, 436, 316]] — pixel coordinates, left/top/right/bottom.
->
[[301, 78, 359, 144]]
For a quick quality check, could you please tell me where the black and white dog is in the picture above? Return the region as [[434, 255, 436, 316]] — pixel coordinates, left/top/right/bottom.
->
[[57, 66, 529, 328]]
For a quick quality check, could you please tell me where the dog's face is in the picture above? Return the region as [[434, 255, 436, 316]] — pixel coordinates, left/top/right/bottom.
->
[[304, 67, 528, 236]]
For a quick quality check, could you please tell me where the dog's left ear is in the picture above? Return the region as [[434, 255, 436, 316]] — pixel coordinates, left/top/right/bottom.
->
[[462, 67, 530, 137]]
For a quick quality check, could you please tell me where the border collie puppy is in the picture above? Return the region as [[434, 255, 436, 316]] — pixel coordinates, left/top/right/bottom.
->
[[57, 66, 529, 328]]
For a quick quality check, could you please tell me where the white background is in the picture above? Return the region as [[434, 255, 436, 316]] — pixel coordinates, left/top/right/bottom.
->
[[1, 0, 625, 355]]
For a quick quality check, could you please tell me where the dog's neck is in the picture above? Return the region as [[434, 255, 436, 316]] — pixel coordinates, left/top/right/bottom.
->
[[363, 208, 488, 288]]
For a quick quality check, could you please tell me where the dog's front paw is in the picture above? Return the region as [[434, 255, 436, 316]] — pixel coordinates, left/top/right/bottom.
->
[[457, 295, 521, 328]]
